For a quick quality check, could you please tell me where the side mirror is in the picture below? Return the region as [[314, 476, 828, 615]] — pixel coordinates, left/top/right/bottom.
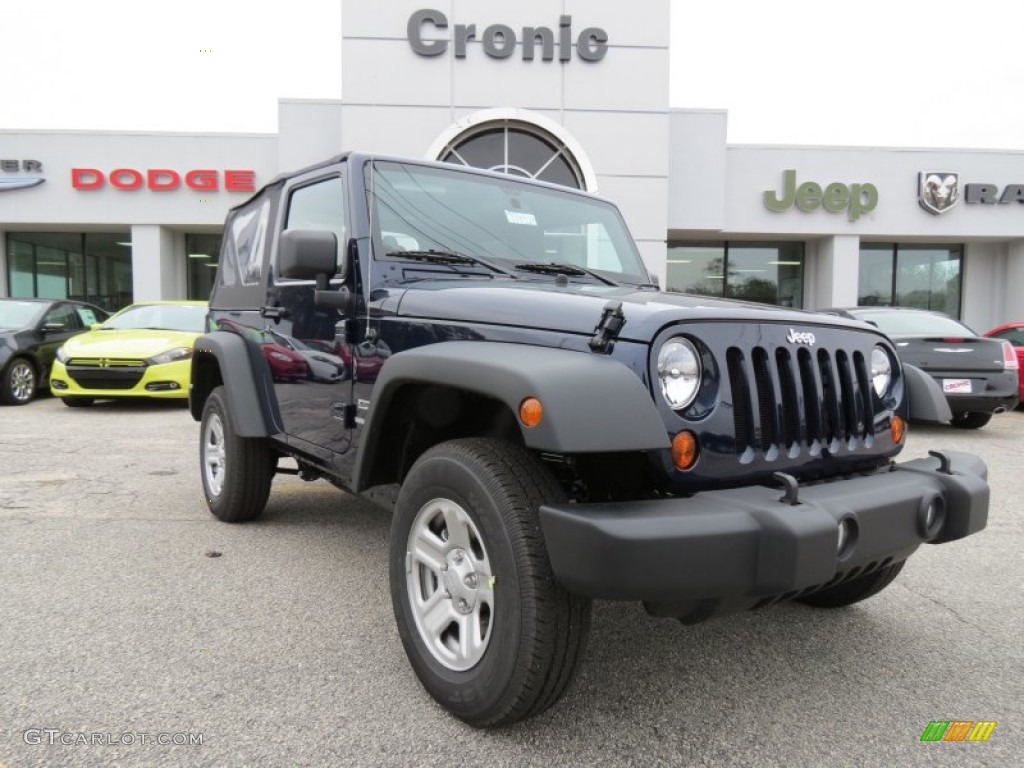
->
[[41, 322, 66, 333], [279, 230, 340, 283]]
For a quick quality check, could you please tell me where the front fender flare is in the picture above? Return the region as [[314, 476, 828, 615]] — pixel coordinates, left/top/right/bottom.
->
[[903, 363, 952, 423], [353, 341, 669, 491]]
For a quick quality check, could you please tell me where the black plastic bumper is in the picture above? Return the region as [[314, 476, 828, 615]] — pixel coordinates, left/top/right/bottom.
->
[[539, 451, 988, 602]]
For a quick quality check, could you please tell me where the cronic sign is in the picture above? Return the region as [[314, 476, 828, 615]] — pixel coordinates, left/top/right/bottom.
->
[[407, 9, 608, 62]]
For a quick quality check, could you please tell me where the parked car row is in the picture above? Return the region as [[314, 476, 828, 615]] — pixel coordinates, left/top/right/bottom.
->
[[1, 297, 1021, 427], [820, 307, 1020, 429]]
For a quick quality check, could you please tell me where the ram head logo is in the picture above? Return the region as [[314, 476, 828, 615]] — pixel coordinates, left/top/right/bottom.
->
[[919, 172, 959, 215]]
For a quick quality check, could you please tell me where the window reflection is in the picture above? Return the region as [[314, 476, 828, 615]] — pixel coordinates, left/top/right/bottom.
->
[[666, 241, 804, 308], [186, 233, 223, 301], [5, 233, 133, 310], [858, 243, 962, 317]]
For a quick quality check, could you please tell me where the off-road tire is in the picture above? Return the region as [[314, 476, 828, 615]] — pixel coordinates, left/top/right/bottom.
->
[[200, 385, 275, 522], [389, 437, 591, 727], [797, 561, 906, 608], [1, 358, 37, 405]]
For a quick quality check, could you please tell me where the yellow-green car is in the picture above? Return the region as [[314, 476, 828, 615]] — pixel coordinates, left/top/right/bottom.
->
[[50, 301, 207, 407]]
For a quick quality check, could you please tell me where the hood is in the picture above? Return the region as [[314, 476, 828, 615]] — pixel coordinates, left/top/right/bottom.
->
[[62, 329, 200, 359], [394, 279, 872, 341]]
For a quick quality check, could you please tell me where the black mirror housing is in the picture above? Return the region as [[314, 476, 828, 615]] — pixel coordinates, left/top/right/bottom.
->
[[279, 230, 339, 281]]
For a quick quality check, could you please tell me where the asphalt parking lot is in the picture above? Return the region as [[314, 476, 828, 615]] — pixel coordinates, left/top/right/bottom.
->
[[1, 397, 1021, 768]]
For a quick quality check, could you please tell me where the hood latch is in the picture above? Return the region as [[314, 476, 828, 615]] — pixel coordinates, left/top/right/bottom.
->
[[588, 301, 625, 353]]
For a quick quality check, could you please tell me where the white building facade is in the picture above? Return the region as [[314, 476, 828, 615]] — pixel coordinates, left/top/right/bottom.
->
[[2, 0, 1023, 331]]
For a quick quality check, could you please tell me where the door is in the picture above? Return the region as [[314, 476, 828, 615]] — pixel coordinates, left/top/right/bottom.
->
[[271, 173, 354, 455], [36, 302, 84, 375]]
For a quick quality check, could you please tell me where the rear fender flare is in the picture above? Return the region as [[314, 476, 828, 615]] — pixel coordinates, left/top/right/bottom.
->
[[190, 331, 276, 436]]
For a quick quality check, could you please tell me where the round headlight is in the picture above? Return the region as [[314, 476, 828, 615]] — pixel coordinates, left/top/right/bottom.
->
[[870, 346, 893, 396], [658, 337, 701, 410]]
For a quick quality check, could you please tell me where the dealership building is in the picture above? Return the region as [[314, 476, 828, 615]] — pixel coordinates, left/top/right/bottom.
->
[[3, 0, 1024, 333]]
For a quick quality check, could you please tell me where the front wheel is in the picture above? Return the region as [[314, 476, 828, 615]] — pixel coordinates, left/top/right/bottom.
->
[[1, 358, 37, 405], [199, 386, 275, 522], [797, 561, 906, 608], [389, 438, 591, 727]]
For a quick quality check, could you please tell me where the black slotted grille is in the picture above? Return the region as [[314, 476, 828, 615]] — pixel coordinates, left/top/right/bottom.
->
[[729, 341, 872, 457]]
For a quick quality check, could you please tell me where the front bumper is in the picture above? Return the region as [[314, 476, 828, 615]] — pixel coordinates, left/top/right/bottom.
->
[[539, 451, 988, 604], [50, 359, 191, 399]]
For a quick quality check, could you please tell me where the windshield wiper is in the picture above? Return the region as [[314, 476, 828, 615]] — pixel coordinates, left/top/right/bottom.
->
[[514, 261, 619, 287], [385, 249, 518, 278]]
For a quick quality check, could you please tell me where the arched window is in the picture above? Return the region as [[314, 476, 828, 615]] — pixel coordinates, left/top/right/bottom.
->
[[438, 121, 584, 189]]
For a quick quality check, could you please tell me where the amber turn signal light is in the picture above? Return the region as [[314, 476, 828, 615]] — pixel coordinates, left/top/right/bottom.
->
[[519, 397, 543, 428], [891, 415, 905, 443], [671, 431, 698, 470]]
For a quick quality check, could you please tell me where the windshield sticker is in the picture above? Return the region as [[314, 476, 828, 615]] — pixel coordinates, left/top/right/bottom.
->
[[79, 309, 97, 325], [505, 210, 537, 226]]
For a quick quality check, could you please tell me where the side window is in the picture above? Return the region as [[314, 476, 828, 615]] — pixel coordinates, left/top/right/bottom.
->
[[43, 303, 80, 330], [284, 176, 347, 269], [222, 197, 271, 288], [993, 328, 1024, 346], [75, 305, 104, 326]]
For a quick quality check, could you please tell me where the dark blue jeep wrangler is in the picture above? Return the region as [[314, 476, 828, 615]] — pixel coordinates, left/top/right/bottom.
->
[[189, 153, 989, 726]]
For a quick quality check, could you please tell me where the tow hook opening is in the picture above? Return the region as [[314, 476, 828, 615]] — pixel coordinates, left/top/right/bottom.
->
[[837, 517, 858, 560], [918, 495, 946, 540]]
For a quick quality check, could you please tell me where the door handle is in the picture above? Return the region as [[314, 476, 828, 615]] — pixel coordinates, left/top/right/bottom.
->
[[260, 306, 290, 321]]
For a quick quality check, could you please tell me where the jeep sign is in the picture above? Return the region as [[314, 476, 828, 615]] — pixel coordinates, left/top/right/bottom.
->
[[764, 169, 878, 222]]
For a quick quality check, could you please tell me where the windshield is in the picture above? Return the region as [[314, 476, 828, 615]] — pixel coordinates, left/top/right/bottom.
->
[[368, 161, 649, 283], [0, 300, 45, 330], [855, 310, 976, 337], [102, 304, 207, 333]]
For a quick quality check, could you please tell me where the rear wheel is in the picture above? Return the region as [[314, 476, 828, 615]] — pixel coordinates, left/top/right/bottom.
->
[[389, 438, 591, 727], [797, 561, 906, 608], [200, 386, 275, 522], [1, 358, 37, 405], [951, 412, 992, 430]]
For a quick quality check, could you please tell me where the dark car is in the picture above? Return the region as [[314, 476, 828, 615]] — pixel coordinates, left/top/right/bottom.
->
[[984, 322, 1024, 402], [0, 298, 110, 405], [821, 306, 1019, 428]]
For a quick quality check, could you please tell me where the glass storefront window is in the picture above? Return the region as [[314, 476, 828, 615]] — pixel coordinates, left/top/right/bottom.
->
[[858, 243, 962, 317], [4, 233, 133, 311], [439, 121, 585, 189], [666, 241, 804, 308], [186, 233, 223, 300]]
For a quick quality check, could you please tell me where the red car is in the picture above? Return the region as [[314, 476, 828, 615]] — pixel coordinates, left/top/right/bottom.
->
[[985, 322, 1024, 401]]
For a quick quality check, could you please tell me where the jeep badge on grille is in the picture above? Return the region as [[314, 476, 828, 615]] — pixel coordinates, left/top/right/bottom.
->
[[786, 328, 816, 346]]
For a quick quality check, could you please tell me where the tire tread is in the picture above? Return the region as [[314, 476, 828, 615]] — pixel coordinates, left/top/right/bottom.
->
[[797, 560, 906, 608], [201, 386, 275, 522]]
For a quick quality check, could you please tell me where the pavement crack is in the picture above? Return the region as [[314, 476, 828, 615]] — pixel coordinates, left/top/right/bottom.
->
[[898, 582, 990, 635]]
